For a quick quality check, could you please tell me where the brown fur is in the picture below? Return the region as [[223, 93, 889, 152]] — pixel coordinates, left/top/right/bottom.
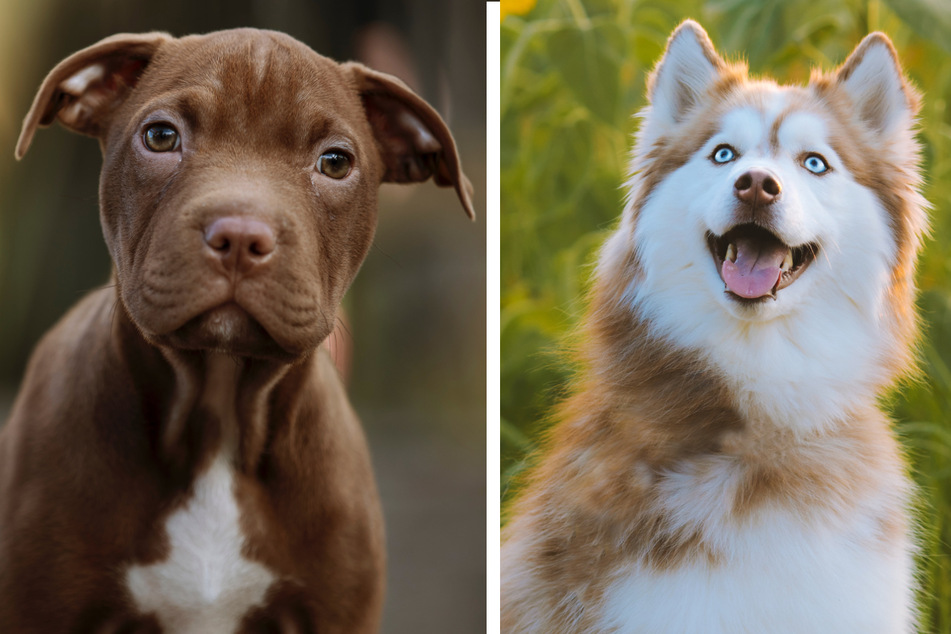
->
[[1, 28, 472, 633]]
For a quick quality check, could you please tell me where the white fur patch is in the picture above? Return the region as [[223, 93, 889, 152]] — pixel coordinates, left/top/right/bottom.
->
[[60, 64, 106, 96], [594, 452, 915, 633], [599, 509, 914, 633], [126, 455, 275, 632]]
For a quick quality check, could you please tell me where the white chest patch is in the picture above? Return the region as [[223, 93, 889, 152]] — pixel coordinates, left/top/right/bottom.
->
[[597, 512, 914, 634], [125, 454, 276, 633]]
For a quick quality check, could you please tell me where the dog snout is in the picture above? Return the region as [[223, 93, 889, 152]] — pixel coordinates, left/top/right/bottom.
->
[[734, 168, 781, 207], [203, 216, 276, 274]]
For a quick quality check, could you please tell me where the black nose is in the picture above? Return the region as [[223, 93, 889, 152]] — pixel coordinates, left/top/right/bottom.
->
[[734, 168, 781, 207]]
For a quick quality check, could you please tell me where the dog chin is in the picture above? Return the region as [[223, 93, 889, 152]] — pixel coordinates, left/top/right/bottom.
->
[[159, 303, 303, 361]]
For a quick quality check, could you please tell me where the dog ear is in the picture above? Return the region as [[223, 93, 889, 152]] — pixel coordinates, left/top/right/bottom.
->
[[344, 62, 475, 220], [646, 20, 725, 133], [833, 33, 919, 135], [15, 32, 171, 160]]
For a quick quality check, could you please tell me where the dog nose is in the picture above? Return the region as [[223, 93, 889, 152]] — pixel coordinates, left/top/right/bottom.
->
[[203, 216, 276, 272], [734, 168, 781, 206]]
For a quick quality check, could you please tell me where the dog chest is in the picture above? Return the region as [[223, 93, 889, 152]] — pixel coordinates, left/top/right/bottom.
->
[[596, 512, 915, 634], [125, 455, 276, 633]]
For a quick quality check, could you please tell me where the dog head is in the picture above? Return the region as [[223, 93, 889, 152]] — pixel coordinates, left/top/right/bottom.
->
[[16, 29, 473, 361], [597, 21, 927, 427], [625, 20, 923, 321]]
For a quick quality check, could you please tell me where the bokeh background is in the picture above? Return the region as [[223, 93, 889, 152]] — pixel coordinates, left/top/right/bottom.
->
[[501, 0, 951, 629], [0, 1, 485, 632]]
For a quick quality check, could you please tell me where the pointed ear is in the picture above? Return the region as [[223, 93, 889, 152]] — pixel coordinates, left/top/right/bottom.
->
[[15, 32, 171, 160], [646, 20, 726, 132], [344, 62, 475, 220], [833, 32, 919, 135]]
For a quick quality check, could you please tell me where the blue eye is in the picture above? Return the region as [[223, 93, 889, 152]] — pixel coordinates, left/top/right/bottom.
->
[[712, 145, 736, 164], [803, 154, 829, 174]]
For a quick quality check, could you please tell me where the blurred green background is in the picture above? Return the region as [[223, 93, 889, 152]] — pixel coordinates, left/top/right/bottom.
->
[[501, 0, 951, 629], [0, 1, 485, 632]]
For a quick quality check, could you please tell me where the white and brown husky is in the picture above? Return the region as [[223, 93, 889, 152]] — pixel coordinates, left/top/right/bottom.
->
[[501, 20, 927, 633]]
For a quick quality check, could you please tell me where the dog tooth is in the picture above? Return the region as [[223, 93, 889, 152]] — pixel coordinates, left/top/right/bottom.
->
[[726, 243, 737, 262], [781, 251, 793, 271]]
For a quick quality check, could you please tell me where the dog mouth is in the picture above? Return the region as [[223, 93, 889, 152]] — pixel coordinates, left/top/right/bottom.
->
[[706, 224, 818, 302], [162, 302, 296, 360]]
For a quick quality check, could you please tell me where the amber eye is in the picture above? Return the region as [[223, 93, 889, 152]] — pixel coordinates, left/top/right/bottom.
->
[[318, 151, 352, 179], [143, 123, 180, 152]]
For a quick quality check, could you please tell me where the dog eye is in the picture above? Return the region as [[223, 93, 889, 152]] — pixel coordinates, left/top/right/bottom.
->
[[711, 145, 737, 164], [802, 153, 829, 175], [143, 123, 180, 152], [318, 151, 352, 179]]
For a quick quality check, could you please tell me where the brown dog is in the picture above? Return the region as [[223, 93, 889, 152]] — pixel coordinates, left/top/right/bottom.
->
[[0, 29, 473, 633]]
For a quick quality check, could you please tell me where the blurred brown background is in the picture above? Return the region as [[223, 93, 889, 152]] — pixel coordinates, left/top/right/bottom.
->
[[0, 1, 486, 632]]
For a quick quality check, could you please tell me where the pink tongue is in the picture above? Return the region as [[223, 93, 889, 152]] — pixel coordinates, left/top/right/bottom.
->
[[721, 237, 786, 299]]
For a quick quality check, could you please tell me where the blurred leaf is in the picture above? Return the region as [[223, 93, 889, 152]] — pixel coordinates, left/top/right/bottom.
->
[[501, 417, 533, 452], [882, 0, 951, 54], [545, 23, 626, 125]]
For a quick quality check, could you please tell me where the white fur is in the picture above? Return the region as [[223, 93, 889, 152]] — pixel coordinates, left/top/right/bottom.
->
[[592, 447, 915, 633], [126, 355, 276, 631], [126, 455, 276, 632], [600, 511, 914, 633], [60, 64, 106, 95]]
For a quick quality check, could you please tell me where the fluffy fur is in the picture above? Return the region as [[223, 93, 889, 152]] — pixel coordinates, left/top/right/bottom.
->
[[501, 20, 927, 633]]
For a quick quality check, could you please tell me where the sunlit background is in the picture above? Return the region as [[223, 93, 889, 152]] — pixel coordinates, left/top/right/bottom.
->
[[0, 1, 486, 632], [502, 0, 951, 629]]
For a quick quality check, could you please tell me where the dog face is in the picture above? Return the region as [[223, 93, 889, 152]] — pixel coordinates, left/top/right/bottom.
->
[[16, 29, 473, 361], [627, 22, 922, 322], [639, 89, 896, 323], [598, 22, 926, 428]]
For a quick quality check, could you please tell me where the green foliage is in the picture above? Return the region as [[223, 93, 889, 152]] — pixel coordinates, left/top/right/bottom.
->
[[501, 0, 951, 629]]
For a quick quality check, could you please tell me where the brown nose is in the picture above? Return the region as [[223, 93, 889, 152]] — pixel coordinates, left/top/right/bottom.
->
[[203, 216, 276, 273], [734, 168, 781, 206]]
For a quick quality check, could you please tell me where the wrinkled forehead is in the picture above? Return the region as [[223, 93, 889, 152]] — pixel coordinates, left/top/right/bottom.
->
[[712, 84, 835, 154], [129, 30, 365, 146]]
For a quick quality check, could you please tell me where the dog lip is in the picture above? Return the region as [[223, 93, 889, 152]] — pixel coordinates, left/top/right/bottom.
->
[[156, 301, 300, 361], [706, 224, 819, 302]]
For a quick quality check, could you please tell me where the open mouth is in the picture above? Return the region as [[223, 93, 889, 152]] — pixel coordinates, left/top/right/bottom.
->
[[706, 224, 818, 302]]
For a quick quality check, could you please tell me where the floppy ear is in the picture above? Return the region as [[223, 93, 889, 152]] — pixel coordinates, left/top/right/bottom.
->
[[344, 62, 475, 220], [15, 32, 171, 160], [646, 20, 725, 134], [833, 32, 919, 136]]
